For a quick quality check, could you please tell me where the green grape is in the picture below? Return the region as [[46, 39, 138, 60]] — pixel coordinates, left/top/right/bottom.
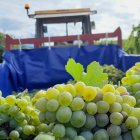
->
[[34, 134, 55, 140], [30, 109, 39, 117], [0, 97, 5, 105], [128, 75, 140, 85], [131, 108, 140, 119], [126, 69, 135, 76], [58, 92, 73, 106], [96, 114, 109, 127], [123, 85, 133, 92], [74, 82, 86, 96], [23, 106, 32, 115], [123, 95, 136, 107], [132, 83, 140, 93], [85, 114, 96, 129], [115, 95, 123, 104], [65, 127, 77, 139], [103, 92, 116, 104], [0, 104, 10, 113], [120, 123, 128, 133], [39, 112, 46, 122], [63, 84, 76, 97], [9, 119, 18, 129], [47, 123, 55, 132], [52, 124, 65, 138], [46, 87, 59, 100], [116, 86, 127, 95], [19, 120, 28, 127], [86, 102, 97, 115], [93, 92, 103, 103], [74, 136, 86, 140], [22, 95, 31, 102], [15, 112, 25, 122], [122, 131, 133, 140], [110, 112, 123, 125], [16, 98, 28, 109], [80, 131, 94, 140], [121, 77, 128, 85], [9, 130, 19, 140], [125, 116, 138, 129], [37, 123, 50, 133], [107, 124, 121, 138], [15, 126, 23, 134], [135, 62, 140, 67], [8, 105, 19, 116], [54, 84, 64, 92], [23, 125, 35, 135], [56, 106, 72, 123], [35, 97, 47, 112], [35, 90, 46, 99], [46, 99, 59, 112], [5, 95, 16, 105], [45, 111, 56, 123], [135, 104, 140, 113], [102, 84, 115, 94], [121, 111, 128, 121], [109, 102, 122, 113], [134, 91, 140, 101], [82, 86, 97, 101], [0, 114, 10, 124], [93, 129, 109, 140], [96, 101, 110, 114], [122, 104, 133, 115], [132, 126, 140, 140], [70, 97, 85, 111], [70, 111, 86, 128]]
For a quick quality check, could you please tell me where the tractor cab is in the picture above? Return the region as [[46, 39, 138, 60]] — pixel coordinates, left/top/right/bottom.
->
[[24, 4, 97, 38]]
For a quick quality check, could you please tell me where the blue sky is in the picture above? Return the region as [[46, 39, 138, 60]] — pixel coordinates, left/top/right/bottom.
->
[[0, 0, 140, 39]]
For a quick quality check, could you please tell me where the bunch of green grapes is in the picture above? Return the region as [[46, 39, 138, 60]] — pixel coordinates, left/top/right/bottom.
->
[[103, 65, 125, 85], [33, 82, 140, 140], [122, 62, 140, 87], [0, 92, 42, 140], [121, 62, 140, 104]]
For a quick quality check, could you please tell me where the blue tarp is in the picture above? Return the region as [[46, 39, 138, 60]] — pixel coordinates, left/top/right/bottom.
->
[[0, 44, 140, 96], [0, 62, 13, 96], [121, 55, 140, 72]]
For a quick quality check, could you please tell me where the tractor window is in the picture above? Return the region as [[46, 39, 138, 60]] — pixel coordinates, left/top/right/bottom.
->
[[43, 22, 82, 37], [68, 23, 82, 36]]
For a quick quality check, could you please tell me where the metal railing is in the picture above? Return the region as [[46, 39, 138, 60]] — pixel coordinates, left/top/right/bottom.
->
[[5, 27, 122, 50]]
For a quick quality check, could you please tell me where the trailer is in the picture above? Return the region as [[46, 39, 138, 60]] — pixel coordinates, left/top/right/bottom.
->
[[1, 5, 140, 96]]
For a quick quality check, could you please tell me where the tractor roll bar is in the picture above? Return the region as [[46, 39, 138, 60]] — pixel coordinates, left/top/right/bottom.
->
[[5, 27, 122, 50]]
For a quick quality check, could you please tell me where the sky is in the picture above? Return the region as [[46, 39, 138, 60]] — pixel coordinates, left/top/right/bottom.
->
[[0, 0, 140, 39]]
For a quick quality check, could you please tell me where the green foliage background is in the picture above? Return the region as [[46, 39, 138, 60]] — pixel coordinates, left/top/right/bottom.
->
[[0, 32, 5, 63], [123, 24, 140, 54], [95, 24, 140, 54]]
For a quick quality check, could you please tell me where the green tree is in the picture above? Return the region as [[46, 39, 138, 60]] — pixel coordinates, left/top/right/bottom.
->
[[0, 32, 5, 62], [122, 24, 140, 54], [133, 24, 140, 54], [123, 26, 135, 54]]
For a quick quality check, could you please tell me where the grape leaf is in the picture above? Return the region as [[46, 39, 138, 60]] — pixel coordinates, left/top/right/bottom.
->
[[82, 61, 108, 88], [65, 59, 108, 88], [65, 58, 84, 81]]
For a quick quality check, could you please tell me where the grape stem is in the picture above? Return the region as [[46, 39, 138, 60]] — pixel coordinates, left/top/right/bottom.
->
[[16, 89, 28, 98], [118, 81, 121, 86]]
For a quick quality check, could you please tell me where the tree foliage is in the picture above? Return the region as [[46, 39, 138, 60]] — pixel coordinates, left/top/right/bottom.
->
[[123, 24, 140, 54], [0, 32, 5, 63]]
